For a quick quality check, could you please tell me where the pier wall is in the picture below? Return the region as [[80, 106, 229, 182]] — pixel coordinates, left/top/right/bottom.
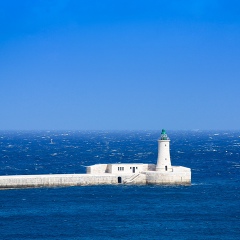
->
[[0, 174, 118, 189], [145, 167, 191, 185], [0, 166, 191, 189]]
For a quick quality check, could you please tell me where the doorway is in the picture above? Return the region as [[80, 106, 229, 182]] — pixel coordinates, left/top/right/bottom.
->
[[132, 167, 135, 173], [118, 177, 122, 183]]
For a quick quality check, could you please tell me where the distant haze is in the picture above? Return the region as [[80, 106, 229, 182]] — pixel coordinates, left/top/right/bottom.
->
[[0, 0, 240, 130]]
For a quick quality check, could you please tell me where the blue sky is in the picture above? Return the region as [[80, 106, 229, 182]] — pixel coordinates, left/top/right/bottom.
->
[[0, 0, 240, 130]]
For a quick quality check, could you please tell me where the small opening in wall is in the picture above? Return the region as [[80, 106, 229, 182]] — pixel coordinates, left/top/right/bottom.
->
[[165, 166, 168, 171], [118, 177, 122, 183]]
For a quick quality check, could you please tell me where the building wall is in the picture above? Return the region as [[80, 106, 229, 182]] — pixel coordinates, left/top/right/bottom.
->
[[89, 163, 155, 175], [86, 164, 108, 174], [110, 164, 145, 174], [146, 164, 156, 171]]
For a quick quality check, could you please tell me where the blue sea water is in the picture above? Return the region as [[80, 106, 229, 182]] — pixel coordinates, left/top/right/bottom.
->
[[0, 130, 239, 239]]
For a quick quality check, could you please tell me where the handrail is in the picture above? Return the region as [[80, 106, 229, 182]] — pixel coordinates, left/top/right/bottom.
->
[[123, 173, 140, 183]]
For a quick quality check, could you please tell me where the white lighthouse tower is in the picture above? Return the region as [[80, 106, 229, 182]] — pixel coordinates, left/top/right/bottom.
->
[[156, 129, 172, 172]]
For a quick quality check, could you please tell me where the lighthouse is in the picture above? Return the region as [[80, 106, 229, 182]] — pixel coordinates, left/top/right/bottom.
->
[[156, 129, 172, 171]]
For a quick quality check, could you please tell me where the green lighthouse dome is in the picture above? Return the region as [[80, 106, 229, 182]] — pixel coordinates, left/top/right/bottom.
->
[[160, 129, 168, 140]]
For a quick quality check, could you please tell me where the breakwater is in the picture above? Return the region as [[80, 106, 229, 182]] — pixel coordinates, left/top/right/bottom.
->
[[0, 168, 191, 189], [0, 174, 117, 189]]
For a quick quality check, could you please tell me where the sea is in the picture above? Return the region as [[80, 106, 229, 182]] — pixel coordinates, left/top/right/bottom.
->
[[0, 130, 239, 240]]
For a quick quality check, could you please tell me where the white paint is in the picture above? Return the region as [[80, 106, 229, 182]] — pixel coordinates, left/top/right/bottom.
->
[[156, 139, 172, 171]]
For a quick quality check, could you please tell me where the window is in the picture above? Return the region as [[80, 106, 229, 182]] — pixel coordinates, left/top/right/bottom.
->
[[118, 167, 124, 171], [136, 167, 138, 169]]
